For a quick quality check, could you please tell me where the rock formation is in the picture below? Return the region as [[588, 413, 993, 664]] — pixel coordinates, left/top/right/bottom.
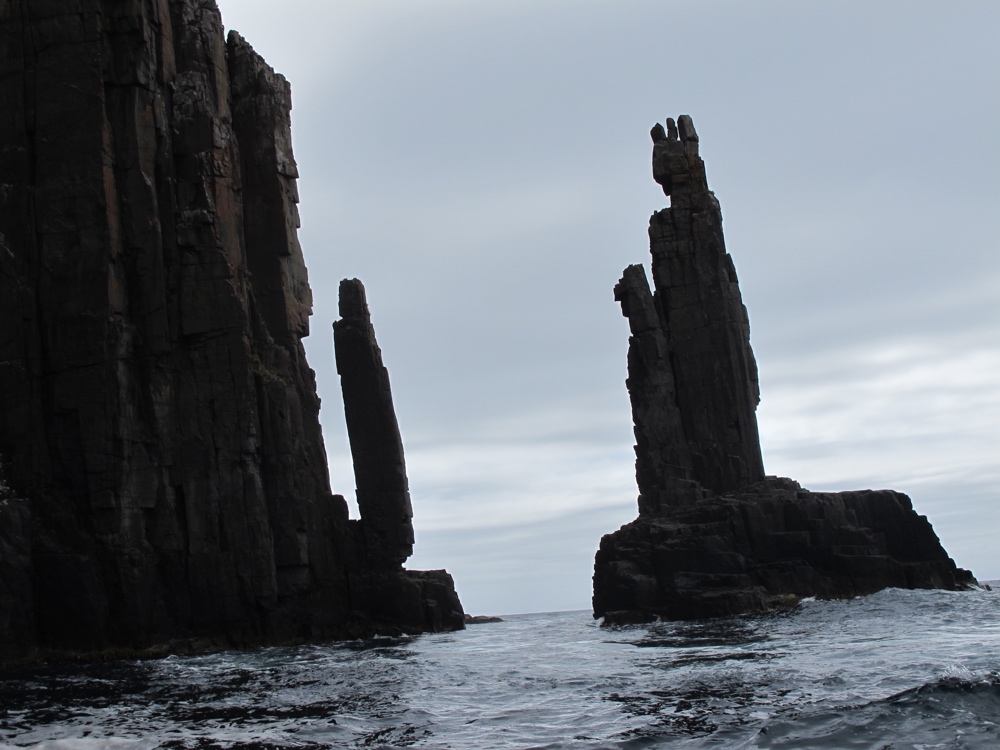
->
[[334, 280, 415, 571], [593, 117, 975, 624], [334, 279, 464, 633], [0, 0, 461, 662]]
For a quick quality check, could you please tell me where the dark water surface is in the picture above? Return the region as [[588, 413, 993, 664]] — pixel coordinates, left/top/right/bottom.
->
[[2, 586, 999, 749]]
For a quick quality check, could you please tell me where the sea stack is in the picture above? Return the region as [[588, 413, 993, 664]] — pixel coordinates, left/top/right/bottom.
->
[[593, 117, 975, 624], [334, 280, 415, 570], [334, 280, 465, 632], [0, 0, 461, 663]]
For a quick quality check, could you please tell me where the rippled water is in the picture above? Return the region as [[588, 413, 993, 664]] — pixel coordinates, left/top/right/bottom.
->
[[2, 585, 999, 749]]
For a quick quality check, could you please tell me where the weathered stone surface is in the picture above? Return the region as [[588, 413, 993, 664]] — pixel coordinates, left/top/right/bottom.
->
[[334, 279, 415, 570], [0, 0, 461, 660], [593, 117, 976, 623], [595, 478, 975, 623], [348, 569, 465, 635], [648, 116, 764, 495], [0, 458, 33, 663], [614, 264, 703, 514], [333, 279, 465, 632]]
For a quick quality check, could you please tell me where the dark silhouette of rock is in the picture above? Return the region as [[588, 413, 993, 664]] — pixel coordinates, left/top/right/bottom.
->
[[0, 0, 461, 662], [464, 614, 504, 624], [334, 279, 465, 634], [593, 117, 976, 624], [647, 115, 765, 497], [334, 280, 415, 570]]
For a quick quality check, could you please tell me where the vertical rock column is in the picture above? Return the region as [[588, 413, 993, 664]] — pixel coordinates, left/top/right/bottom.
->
[[227, 30, 347, 606], [647, 116, 764, 493], [615, 264, 700, 514], [333, 279, 415, 569]]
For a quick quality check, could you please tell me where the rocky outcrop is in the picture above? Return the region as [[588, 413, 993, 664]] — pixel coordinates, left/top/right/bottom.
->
[[464, 614, 503, 624], [593, 117, 975, 624], [0, 0, 461, 661], [334, 279, 464, 633], [334, 279, 415, 571]]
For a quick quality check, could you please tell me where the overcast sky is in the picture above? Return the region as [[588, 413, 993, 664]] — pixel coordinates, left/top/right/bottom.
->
[[215, 0, 999, 615]]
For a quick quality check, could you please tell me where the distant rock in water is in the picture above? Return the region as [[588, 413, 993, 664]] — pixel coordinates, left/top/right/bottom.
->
[[593, 117, 975, 625], [0, 0, 461, 663], [464, 614, 504, 624]]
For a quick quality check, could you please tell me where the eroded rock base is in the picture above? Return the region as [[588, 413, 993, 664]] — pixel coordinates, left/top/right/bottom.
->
[[594, 477, 975, 624]]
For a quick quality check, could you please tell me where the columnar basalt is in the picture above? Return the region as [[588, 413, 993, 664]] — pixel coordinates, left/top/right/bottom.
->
[[334, 279, 464, 633], [648, 116, 764, 498], [593, 117, 975, 624], [333, 279, 415, 570], [0, 0, 461, 660]]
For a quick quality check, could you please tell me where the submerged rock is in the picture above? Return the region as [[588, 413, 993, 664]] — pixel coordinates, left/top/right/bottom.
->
[[0, 0, 461, 661], [593, 118, 975, 623], [465, 615, 504, 624]]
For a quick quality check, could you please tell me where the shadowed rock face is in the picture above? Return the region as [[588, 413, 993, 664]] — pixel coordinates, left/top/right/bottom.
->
[[648, 115, 764, 501], [593, 117, 976, 624], [331, 279, 464, 634], [334, 279, 415, 570], [0, 0, 461, 661]]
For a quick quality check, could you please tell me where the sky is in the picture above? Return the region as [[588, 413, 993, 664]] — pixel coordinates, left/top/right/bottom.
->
[[214, 0, 999, 616]]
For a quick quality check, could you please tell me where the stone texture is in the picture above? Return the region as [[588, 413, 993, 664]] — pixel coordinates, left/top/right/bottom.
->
[[648, 116, 764, 497], [334, 279, 415, 570], [0, 458, 33, 662], [333, 279, 464, 634], [593, 117, 976, 623], [0, 0, 461, 660]]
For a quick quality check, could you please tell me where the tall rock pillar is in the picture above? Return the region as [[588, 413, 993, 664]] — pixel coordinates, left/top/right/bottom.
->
[[593, 117, 974, 624], [333, 279, 464, 633], [646, 115, 764, 494], [333, 279, 415, 569]]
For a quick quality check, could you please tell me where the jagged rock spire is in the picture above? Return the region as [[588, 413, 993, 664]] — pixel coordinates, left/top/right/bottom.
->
[[594, 117, 974, 624], [618, 115, 764, 508], [333, 279, 415, 569]]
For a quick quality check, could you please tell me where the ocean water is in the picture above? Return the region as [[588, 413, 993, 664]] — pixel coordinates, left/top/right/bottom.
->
[[1, 585, 999, 749]]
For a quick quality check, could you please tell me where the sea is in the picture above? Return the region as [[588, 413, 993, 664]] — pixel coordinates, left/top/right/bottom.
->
[[1, 585, 998, 749]]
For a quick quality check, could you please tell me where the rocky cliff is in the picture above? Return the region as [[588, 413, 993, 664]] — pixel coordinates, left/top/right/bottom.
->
[[0, 0, 462, 662], [593, 117, 975, 624]]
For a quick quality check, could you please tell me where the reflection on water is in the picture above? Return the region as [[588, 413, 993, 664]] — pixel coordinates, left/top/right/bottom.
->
[[1, 587, 999, 749]]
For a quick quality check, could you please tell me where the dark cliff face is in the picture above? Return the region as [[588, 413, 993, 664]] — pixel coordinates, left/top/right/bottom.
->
[[333, 279, 464, 634], [593, 118, 975, 624], [0, 0, 461, 660]]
